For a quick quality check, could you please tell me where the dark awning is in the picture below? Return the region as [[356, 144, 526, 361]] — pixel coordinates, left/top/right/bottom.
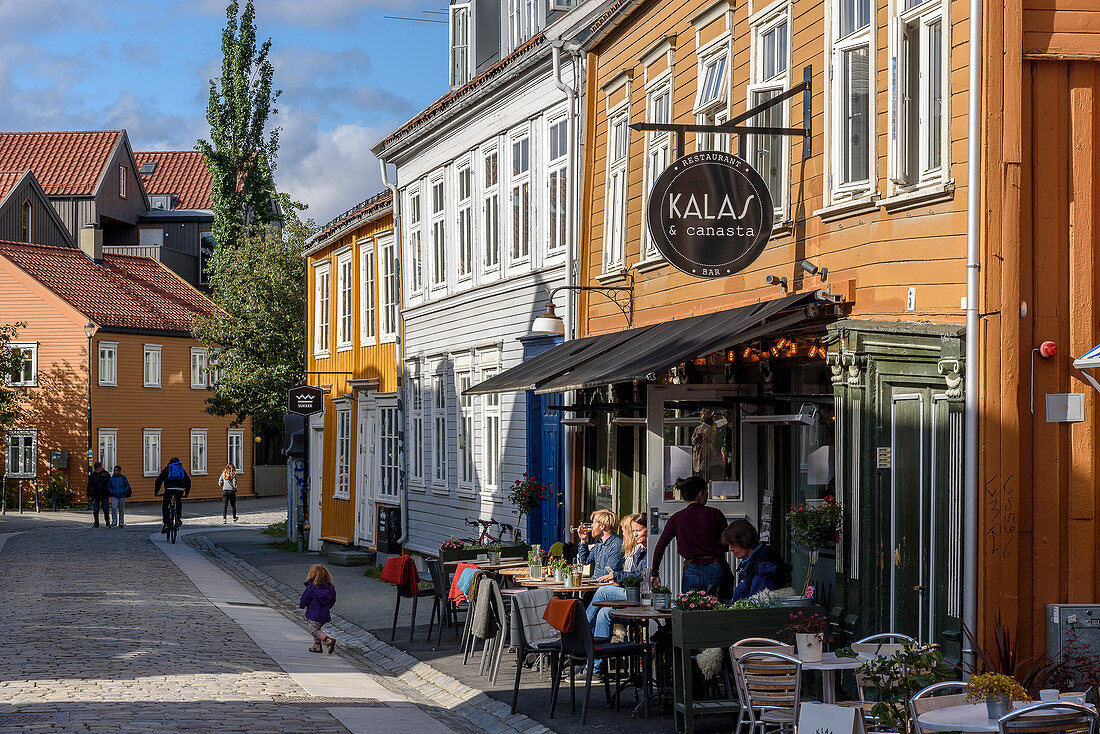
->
[[465, 290, 826, 396]]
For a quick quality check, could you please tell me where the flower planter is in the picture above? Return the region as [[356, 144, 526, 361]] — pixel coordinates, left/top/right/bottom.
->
[[554, 569, 566, 583], [796, 632, 824, 662], [625, 586, 641, 604], [986, 695, 1012, 720], [652, 592, 672, 611], [438, 542, 528, 565], [488, 551, 501, 565]]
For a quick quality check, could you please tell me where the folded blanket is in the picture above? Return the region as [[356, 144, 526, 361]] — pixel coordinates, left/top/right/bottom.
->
[[471, 577, 498, 640], [509, 588, 558, 648], [542, 597, 578, 634], [448, 561, 480, 602], [380, 555, 420, 590]]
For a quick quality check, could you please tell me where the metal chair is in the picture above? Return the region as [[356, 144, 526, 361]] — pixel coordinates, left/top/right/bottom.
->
[[460, 570, 487, 663], [850, 633, 916, 707], [388, 559, 434, 642], [729, 639, 795, 734], [425, 558, 463, 644], [507, 589, 559, 714], [909, 681, 969, 734], [734, 649, 803, 734], [998, 702, 1097, 734]]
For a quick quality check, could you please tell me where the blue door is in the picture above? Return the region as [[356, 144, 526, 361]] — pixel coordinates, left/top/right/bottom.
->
[[520, 334, 563, 547]]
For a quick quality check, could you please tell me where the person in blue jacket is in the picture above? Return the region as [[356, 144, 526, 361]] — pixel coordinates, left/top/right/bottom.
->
[[107, 465, 132, 528], [722, 519, 792, 601]]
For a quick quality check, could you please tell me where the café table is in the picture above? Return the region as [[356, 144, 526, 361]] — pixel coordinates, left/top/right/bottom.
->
[[609, 605, 673, 716], [917, 702, 1097, 733], [796, 652, 862, 704], [442, 557, 526, 570]]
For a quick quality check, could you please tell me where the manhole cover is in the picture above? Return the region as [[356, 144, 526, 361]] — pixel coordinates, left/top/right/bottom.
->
[[42, 592, 105, 598], [223, 601, 266, 607], [0, 713, 68, 724], [272, 697, 387, 708]]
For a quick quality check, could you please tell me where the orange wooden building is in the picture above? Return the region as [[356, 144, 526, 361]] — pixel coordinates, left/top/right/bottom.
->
[[0, 237, 252, 504], [303, 192, 402, 551]]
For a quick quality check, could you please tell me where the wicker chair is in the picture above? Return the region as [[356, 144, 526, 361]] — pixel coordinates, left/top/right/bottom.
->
[[733, 649, 803, 734], [729, 639, 796, 734]]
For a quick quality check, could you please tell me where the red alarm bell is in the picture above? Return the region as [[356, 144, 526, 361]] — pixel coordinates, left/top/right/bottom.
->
[[1039, 341, 1058, 358]]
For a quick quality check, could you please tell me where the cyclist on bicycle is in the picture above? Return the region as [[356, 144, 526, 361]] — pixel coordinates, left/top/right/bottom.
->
[[154, 457, 191, 534]]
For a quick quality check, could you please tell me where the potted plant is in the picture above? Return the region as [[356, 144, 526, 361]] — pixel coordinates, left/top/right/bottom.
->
[[440, 536, 466, 552], [966, 673, 1030, 720], [782, 611, 828, 663], [487, 543, 503, 565], [672, 590, 720, 611], [652, 585, 672, 611], [548, 557, 569, 582], [837, 641, 954, 734], [785, 494, 843, 594], [507, 473, 548, 540], [621, 575, 642, 604]]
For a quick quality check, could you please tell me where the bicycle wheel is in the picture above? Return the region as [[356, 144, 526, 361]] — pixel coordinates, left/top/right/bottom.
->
[[169, 523, 177, 544]]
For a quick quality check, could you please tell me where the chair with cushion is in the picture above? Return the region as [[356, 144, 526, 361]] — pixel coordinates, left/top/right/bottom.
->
[[508, 589, 560, 714], [998, 702, 1097, 734], [382, 555, 434, 642], [729, 639, 795, 734], [734, 649, 802, 734], [909, 681, 969, 734]]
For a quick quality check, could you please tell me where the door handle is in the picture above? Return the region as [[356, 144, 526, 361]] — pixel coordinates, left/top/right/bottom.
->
[[913, 585, 923, 592]]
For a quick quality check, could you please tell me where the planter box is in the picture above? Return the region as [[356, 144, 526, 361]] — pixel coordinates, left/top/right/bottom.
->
[[437, 543, 528, 565]]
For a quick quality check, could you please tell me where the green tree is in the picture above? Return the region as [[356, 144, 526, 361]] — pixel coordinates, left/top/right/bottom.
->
[[0, 322, 27, 433], [192, 202, 313, 437], [198, 0, 281, 254]]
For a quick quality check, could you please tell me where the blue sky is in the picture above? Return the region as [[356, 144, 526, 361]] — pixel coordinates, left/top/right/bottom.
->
[[0, 0, 450, 224]]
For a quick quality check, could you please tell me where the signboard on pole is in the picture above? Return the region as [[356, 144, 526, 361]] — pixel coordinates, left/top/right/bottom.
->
[[287, 385, 325, 416], [646, 150, 773, 278]]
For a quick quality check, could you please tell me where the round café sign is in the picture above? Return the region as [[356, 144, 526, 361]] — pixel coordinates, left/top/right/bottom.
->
[[646, 150, 773, 278]]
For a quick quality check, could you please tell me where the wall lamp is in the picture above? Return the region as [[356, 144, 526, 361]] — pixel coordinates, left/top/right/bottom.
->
[[531, 272, 635, 336], [800, 259, 829, 283], [765, 274, 789, 292]]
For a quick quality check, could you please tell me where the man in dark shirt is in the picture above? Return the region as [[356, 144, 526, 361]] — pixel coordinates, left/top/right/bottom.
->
[[86, 462, 111, 528], [649, 476, 730, 595]]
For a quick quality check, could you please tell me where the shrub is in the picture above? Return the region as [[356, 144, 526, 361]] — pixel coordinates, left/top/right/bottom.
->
[[262, 520, 287, 536]]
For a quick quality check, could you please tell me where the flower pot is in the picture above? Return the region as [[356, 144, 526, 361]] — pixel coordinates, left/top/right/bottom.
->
[[625, 587, 641, 604], [986, 695, 1012, 720], [653, 592, 671, 611], [554, 569, 565, 583], [488, 551, 501, 565], [795, 632, 824, 663]]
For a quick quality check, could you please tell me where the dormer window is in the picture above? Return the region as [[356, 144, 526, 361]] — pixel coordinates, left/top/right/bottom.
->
[[119, 165, 128, 198], [450, 4, 471, 88], [140, 161, 157, 175], [149, 194, 173, 210]]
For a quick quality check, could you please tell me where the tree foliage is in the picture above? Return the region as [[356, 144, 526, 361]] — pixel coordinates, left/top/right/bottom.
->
[[0, 322, 27, 433], [197, 0, 281, 252]]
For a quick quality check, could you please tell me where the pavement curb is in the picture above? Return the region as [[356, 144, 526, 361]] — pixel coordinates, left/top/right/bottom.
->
[[188, 534, 555, 734]]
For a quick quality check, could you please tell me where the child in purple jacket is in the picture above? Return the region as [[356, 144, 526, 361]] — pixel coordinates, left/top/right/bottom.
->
[[299, 564, 337, 653]]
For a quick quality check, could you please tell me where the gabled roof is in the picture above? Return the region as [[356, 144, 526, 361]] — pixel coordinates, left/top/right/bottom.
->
[[0, 170, 76, 248], [308, 190, 392, 253], [134, 151, 213, 210], [0, 131, 124, 196], [0, 240, 217, 335]]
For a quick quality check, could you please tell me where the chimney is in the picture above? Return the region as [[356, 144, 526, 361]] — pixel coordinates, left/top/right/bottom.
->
[[79, 223, 103, 262]]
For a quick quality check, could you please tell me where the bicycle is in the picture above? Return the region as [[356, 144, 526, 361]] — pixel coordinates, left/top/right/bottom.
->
[[157, 489, 183, 544], [463, 517, 519, 545]]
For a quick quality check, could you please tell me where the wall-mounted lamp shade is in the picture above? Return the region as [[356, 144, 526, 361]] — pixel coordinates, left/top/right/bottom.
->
[[84, 321, 96, 339], [532, 301, 566, 336]]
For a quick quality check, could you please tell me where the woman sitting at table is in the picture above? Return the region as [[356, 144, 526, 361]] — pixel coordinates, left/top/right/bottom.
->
[[575, 508, 625, 576], [722, 518, 792, 601], [582, 513, 648, 675]]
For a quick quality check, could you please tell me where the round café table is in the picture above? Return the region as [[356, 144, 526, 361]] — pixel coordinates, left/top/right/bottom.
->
[[609, 605, 672, 715], [918, 702, 1097, 733], [796, 652, 861, 704]]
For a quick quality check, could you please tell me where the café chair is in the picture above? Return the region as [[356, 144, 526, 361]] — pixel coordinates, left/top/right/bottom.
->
[[908, 681, 969, 734], [425, 558, 464, 645], [729, 638, 795, 734], [508, 589, 560, 714], [733, 649, 803, 734], [997, 702, 1097, 734], [385, 556, 434, 642]]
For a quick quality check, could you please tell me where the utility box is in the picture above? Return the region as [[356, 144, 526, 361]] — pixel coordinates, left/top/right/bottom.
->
[[1046, 604, 1100, 662]]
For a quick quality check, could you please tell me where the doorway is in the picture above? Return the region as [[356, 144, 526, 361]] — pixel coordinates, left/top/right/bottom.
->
[[356, 395, 377, 547]]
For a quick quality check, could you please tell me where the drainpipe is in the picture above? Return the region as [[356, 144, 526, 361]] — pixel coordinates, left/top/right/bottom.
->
[[962, 0, 982, 673], [379, 155, 409, 548]]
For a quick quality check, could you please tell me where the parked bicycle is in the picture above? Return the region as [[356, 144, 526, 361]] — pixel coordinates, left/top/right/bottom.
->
[[463, 517, 519, 544]]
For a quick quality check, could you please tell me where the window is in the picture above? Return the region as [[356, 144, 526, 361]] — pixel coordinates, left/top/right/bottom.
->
[[456, 161, 474, 280], [335, 408, 351, 499], [5, 429, 36, 478], [892, 0, 946, 187], [604, 107, 629, 272], [149, 194, 172, 210], [190, 429, 207, 475], [143, 429, 161, 476], [406, 188, 423, 293], [408, 375, 425, 486], [314, 264, 331, 355], [143, 344, 161, 388], [380, 236, 399, 342], [507, 0, 533, 51], [359, 241, 376, 346], [119, 165, 127, 198], [98, 341, 117, 386], [379, 406, 400, 499], [190, 347, 209, 389], [199, 230, 215, 285], [450, 4, 471, 88], [644, 83, 673, 259], [6, 342, 36, 387], [483, 147, 500, 271], [548, 117, 568, 254], [336, 250, 353, 350], [481, 369, 500, 492], [510, 134, 530, 263], [749, 11, 790, 216], [430, 177, 447, 287], [228, 429, 244, 472], [832, 0, 873, 193], [139, 227, 164, 247], [207, 349, 223, 387], [21, 200, 32, 243], [98, 429, 117, 470], [695, 49, 730, 151], [432, 373, 448, 488], [458, 372, 475, 490]]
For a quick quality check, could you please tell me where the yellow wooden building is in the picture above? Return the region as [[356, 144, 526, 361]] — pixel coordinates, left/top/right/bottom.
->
[[304, 191, 402, 550]]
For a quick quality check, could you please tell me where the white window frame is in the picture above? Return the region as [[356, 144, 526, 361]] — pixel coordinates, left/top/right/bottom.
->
[[119, 165, 128, 198], [430, 175, 447, 289], [889, 0, 948, 191], [408, 369, 425, 488], [510, 131, 531, 266], [336, 249, 354, 351], [695, 44, 731, 152], [98, 341, 117, 387], [21, 200, 32, 243], [143, 344, 162, 388], [456, 158, 475, 282], [406, 187, 423, 296], [482, 144, 501, 274], [359, 239, 376, 346], [379, 404, 400, 499], [98, 428, 117, 471], [379, 235, 399, 343], [829, 0, 876, 200], [190, 428, 208, 476], [143, 428, 161, 477], [450, 3, 472, 88], [228, 429, 244, 472], [431, 372, 448, 492], [6, 342, 37, 387], [643, 78, 673, 262], [190, 347, 209, 389], [603, 104, 630, 273], [334, 407, 351, 500], [480, 368, 501, 495], [457, 371, 476, 494], [748, 4, 791, 219], [5, 428, 37, 478], [314, 263, 331, 356], [547, 114, 569, 255]]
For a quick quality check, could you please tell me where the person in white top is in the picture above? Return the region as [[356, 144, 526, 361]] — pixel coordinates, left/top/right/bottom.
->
[[218, 463, 238, 524]]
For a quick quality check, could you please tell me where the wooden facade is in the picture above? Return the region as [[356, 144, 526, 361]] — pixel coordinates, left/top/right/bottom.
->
[[0, 171, 73, 248]]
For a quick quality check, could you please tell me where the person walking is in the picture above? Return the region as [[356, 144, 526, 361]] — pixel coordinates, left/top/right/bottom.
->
[[86, 462, 110, 528], [218, 463, 238, 524], [299, 564, 337, 654], [107, 465, 131, 528], [649, 475, 731, 596], [153, 457, 190, 534]]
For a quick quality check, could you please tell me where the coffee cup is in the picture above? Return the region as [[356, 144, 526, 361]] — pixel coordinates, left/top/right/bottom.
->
[[1039, 689, 1059, 702], [1061, 692, 1086, 705]]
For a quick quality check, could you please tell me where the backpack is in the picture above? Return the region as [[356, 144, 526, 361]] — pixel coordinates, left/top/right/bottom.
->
[[166, 462, 185, 481]]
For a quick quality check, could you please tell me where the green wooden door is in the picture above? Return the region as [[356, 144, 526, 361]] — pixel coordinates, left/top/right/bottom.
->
[[890, 390, 929, 639]]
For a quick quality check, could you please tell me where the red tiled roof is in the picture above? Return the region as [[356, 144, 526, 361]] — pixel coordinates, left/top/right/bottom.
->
[[134, 151, 213, 210], [0, 171, 25, 203], [0, 240, 216, 335], [312, 189, 392, 246], [0, 131, 122, 196]]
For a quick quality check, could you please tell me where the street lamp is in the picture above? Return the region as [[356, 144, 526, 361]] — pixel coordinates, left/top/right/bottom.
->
[[530, 276, 636, 336], [84, 321, 95, 473]]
